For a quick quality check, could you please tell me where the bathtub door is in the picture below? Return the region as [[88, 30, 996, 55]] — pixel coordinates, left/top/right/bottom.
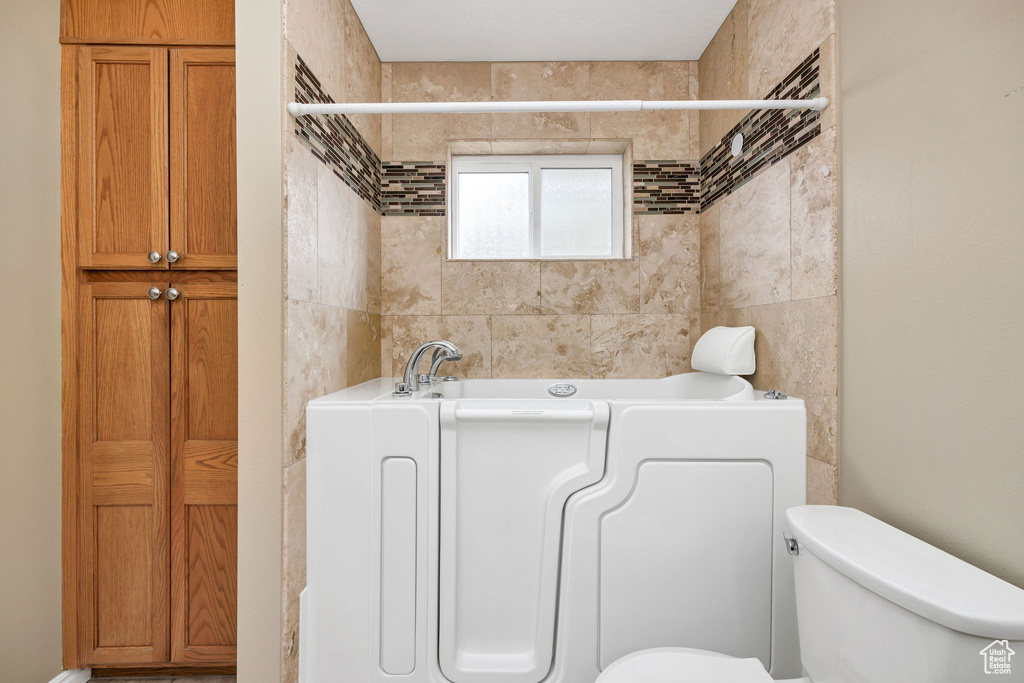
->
[[438, 399, 609, 683]]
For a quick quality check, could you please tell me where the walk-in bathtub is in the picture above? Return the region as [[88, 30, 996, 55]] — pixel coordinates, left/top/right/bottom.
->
[[303, 371, 807, 682]]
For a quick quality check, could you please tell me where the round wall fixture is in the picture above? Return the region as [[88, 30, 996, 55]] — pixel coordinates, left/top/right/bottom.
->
[[731, 133, 744, 157], [547, 383, 578, 397]]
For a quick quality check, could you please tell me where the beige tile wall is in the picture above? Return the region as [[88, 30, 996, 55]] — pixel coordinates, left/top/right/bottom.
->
[[277, 6, 842, 675], [280, 1, 382, 680], [698, 0, 839, 504], [380, 61, 702, 380]]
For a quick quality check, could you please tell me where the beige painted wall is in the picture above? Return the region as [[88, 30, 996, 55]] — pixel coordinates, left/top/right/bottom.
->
[[379, 61, 702, 380], [838, 0, 1024, 586], [699, 0, 840, 504], [236, 0, 285, 679], [0, 0, 64, 679]]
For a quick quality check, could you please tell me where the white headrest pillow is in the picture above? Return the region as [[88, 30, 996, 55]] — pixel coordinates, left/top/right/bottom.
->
[[691, 326, 756, 376]]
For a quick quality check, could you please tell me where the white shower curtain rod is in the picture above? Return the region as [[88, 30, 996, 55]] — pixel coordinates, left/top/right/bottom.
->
[[287, 97, 829, 116]]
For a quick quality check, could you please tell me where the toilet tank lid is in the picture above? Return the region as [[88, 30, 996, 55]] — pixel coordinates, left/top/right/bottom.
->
[[786, 506, 1024, 640]]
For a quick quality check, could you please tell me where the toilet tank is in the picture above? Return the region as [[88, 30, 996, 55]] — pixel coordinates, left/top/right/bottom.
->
[[785, 506, 1024, 683]]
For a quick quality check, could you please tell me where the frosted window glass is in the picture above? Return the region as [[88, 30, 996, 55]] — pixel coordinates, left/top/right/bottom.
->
[[456, 173, 530, 259], [540, 168, 613, 257]]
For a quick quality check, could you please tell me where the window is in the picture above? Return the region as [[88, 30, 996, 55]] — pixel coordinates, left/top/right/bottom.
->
[[451, 155, 626, 259]]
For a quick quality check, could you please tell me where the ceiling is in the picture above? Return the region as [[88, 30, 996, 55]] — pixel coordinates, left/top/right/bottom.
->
[[349, 0, 738, 62]]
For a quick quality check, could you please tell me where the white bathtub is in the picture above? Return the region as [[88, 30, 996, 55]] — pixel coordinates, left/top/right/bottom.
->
[[303, 371, 806, 683]]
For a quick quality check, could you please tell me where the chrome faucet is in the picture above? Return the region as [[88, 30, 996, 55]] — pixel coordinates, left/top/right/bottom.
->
[[393, 340, 462, 396]]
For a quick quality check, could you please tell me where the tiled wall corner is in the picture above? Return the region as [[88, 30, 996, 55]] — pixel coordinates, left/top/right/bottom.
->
[[281, 1, 383, 679]]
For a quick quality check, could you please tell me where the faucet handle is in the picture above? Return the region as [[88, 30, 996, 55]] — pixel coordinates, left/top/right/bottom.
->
[[393, 381, 413, 397]]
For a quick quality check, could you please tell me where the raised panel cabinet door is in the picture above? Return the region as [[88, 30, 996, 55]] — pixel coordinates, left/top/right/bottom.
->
[[78, 282, 171, 665], [77, 47, 169, 269], [170, 283, 238, 663], [170, 49, 237, 270]]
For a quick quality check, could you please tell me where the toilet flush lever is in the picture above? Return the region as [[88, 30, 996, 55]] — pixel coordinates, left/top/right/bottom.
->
[[783, 532, 799, 555]]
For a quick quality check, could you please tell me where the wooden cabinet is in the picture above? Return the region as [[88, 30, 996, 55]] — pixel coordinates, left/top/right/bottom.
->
[[62, 0, 234, 45], [170, 283, 238, 662], [77, 282, 171, 664], [75, 45, 236, 270], [62, 18, 238, 672], [170, 49, 237, 270], [76, 280, 238, 666], [76, 46, 168, 269]]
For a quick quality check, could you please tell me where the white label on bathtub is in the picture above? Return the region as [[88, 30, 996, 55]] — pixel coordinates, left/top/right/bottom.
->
[[512, 410, 547, 416]]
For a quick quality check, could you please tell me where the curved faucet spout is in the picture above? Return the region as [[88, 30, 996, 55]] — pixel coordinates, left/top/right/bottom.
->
[[394, 340, 463, 395]]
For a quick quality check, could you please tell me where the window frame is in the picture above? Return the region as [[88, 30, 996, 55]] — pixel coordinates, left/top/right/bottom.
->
[[450, 154, 626, 260]]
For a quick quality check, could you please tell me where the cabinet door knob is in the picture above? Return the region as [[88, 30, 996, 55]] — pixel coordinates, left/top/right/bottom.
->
[[148, 251, 162, 264], [165, 250, 180, 263], [165, 287, 180, 301], [148, 287, 163, 300]]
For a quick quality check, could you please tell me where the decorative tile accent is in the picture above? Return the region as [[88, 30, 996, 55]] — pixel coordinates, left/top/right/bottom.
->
[[293, 48, 823, 220], [700, 49, 821, 211], [633, 161, 701, 214], [293, 54, 382, 212], [382, 162, 446, 216]]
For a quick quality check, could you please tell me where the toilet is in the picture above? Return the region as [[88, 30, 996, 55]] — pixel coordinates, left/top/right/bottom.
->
[[597, 505, 1024, 683]]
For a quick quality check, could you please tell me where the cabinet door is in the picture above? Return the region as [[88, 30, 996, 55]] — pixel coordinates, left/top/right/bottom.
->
[[170, 283, 238, 663], [78, 282, 170, 665], [77, 47, 168, 269], [170, 49, 237, 270]]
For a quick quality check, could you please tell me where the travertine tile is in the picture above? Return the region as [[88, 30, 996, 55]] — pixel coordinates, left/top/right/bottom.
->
[[366, 208, 381, 313], [700, 305, 752, 336], [489, 139, 591, 155], [688, 62, 701, 160], [591, 61, 693, 101], [283, 0, 345, 101], [390, 315, 492, 378], [747, 296, 839, 466], [284, 133, 318, 303], [380, 315, 394, 377], [317, 166, 369, 310], [492, 62, 590, 139], [639, 214, 700, 316], [491, 315, 591, 378], [441, 261, 541, 315], [389, 316, 440, 378], [282, 458, 306, 626], [718, 158, 792, 309], [748, 0, 834, 99], [590, 61, 694, 159], [343, 0, 381, 156], [817, 33, 837, 133], [381, 216, 443, 315], [807, 456, 838, 504], [391, 62, 491, 160], [540, 260, 640, 314], [700, 297, 838, 468], [698, 0, 748, 156], [441, 315, 492, 378], [284, 300, 346, 466], [591, 314, 693, 378], [699, 204, 723, 312], [590, 110, 691, 160], [347, 309, 382, 385], [790, 128, 838, 300], [380, 63, 393, 161]]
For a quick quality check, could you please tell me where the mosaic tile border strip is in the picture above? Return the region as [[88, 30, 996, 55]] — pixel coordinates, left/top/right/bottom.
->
[[381, 162, 447, 216], [293, 54, 382, 212], [632, 161, 701, 214], [700, 49, 822, 211]]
